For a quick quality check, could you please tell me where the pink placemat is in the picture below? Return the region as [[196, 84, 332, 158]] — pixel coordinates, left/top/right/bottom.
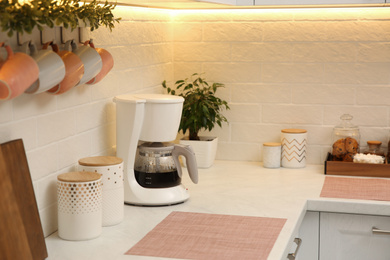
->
[[125, 211, 287, 260], [320, 176, 390, 201]]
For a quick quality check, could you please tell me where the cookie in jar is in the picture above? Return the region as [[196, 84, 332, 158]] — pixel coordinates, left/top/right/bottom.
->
[[331, 137, 359, 162], [331, 114, 360, 162]]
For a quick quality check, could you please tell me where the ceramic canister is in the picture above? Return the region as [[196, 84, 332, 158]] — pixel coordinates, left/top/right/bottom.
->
[[262, 142, 281, 168], [281, 129, 307, 168], [57, 171, 102, 241], [78, 156, 124, 227]]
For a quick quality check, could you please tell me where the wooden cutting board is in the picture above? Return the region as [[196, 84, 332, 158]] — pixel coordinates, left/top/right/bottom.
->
[[0, 139, 47, 260], [0, 147, 33, 260]]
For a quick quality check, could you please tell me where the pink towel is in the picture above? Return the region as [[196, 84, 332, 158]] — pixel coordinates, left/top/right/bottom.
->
[[321, 176, 390, 201], [125, 211, 286, 260]]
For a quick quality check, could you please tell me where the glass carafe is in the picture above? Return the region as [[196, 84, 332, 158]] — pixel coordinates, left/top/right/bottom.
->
[[134, 142, 181, 188], [134, 142, 198, 188]]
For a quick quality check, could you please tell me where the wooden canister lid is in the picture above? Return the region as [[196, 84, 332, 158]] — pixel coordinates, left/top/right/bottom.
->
[[367, 140, 382, 145], [57, 171, 102, 182], [78, 156, 123, 166], [263, 142, 281, 147], [281, 129, 307, 134]]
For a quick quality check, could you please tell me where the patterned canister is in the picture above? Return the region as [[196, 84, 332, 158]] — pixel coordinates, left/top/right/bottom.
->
[[57, 171, 102, 241], [262, 142, 281, 168], [78, 156, 124, 226], [281, 129, 307, 168]]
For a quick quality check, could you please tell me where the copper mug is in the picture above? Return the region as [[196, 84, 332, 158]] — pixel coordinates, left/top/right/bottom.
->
[[45, 42, 84, 95], [86, 42, 114, 85], [0, 43, 39, 100]]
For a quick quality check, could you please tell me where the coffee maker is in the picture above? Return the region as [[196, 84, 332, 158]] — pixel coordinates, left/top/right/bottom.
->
[[114, 94, 198, 206]]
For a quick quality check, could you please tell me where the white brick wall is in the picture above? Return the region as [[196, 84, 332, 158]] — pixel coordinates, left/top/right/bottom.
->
[[0, 6, 390, 237], [172, 7, 390, 166]]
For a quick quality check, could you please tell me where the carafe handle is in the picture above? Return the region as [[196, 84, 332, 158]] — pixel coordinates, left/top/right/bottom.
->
[[172, 144, 198, 184]]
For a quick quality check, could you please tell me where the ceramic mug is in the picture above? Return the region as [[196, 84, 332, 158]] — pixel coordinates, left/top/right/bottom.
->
[[44, 42, 84, 95], [86, 42, 114, 85], [0, 43, 39, 100], [67, 40, 102, 86], [22, 41, 66, 94]]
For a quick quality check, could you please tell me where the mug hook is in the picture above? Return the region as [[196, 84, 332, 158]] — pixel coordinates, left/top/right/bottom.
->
[[17, 32, 23, 46], [40, 30, 54, 46]]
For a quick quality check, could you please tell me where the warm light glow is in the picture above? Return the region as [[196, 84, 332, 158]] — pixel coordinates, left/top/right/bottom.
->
[[17, 0, 32, 4], [113, 0, 390, 10], [169, 5, 390, 18]]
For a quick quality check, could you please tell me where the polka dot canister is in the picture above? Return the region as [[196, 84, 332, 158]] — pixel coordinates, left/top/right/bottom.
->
[[78, 156, 124, 227], [57, 171, 102, 241]]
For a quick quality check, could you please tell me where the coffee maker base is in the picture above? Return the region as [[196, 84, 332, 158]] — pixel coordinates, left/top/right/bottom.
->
[[124, 184, 190, 206], [125, 200, 186, 207]]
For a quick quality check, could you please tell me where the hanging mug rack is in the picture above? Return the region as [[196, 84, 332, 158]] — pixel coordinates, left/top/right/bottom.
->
[[16, 26, 89, 47], [0, 26, 113, 101]]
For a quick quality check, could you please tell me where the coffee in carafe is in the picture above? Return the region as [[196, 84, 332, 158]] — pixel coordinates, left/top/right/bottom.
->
[[134, 142, 182, 188]]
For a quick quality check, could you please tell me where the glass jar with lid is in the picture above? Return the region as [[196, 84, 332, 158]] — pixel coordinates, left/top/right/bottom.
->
[[363, 141, 385, 157], [331, 114, 360, 161]]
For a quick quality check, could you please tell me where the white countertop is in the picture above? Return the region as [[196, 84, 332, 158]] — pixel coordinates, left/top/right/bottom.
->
[[45, 161, 390, 260]]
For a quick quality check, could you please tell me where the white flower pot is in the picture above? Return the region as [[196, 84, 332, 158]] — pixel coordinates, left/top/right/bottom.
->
[[180, 136, 218, 169]]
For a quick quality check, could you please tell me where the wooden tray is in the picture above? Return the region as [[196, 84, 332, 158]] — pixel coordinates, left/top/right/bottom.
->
[[324, 153, 390, 178]]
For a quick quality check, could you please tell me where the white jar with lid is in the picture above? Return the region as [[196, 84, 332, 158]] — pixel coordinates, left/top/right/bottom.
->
[[281, 129, 307, 168], [78, 156, 124, 227], [57, 171, 102, 241], [262, 142, 281, 168]]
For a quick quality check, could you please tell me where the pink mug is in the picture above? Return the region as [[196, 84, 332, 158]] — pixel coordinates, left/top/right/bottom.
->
[[45, 42, 84, 95], [0, 43, 39, 100], [86, 42, 114, 85]]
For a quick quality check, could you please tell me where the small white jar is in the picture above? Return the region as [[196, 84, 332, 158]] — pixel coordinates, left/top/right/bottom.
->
[[281, 129, 307, 168], [262, 142, 281, 168]]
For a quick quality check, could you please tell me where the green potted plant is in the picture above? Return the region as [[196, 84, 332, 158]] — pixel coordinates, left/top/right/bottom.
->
[[162, 73, 229, 168], [0, 0, 121, 37]]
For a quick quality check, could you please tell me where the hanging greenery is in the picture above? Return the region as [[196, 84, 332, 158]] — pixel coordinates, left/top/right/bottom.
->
[[0, 0, 121, 37]]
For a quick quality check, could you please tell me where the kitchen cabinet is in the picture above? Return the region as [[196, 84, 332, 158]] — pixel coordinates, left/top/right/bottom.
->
[[254, 0, 385, 5], [320, 212, 390, 260], [293, 211, 390, 260], [197, 0, 254, 5], [295, 211, 319, 260], [198, 0, 386, 5]]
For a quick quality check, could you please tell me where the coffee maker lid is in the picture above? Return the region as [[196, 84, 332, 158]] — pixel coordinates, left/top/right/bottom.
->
[[133, 94, 184, 104], [113, 94, 146, 103], [114, 94, 183, 104]]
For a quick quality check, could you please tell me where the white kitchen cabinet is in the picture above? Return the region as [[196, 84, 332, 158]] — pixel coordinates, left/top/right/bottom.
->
[[295, 211, 319, 260], [255, 0, 385, 5], [198, 0, 385, 5], [197, 0, 254, 5], [254, 0, 384, 5], [320, 212, 390, 260], [290, 211, 390, 260]]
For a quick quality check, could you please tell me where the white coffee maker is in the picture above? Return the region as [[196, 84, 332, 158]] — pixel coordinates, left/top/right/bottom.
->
[[114, 94, 198, 206]]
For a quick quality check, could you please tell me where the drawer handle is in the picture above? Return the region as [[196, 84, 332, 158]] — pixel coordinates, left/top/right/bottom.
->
[[372, 227, 390, 235], [287, 237, 302, 260]]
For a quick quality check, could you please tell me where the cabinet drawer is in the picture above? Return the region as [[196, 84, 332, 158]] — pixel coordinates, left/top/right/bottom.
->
[[320, 212, 390, 260]]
